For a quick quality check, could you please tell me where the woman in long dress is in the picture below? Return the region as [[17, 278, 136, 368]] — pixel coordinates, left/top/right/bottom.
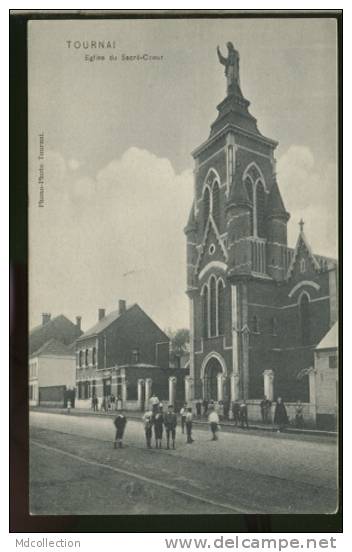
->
[[274, 397, 289, 432]]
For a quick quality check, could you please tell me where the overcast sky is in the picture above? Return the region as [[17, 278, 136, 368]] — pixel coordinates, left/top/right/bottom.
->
[[28, 17, 338, 333]]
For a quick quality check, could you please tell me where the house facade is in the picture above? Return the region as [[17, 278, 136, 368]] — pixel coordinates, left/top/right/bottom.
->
[[309, 323, 338, 429], [75, 300, 187, 410], [29, 338, 76, 407], [184, 44, 338, 415], [29, 313, 82, 406]]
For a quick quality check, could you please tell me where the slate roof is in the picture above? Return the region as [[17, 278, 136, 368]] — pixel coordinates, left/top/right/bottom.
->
[[315, 323, 338, 351], [76, 304, 135, 340], [266, 177, 289, 219], [29, 314, 83, 354], [31, 338, 75, 358]]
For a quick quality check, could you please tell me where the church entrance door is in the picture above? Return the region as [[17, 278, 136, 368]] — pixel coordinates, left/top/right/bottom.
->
[[204, 357, 223, 401]]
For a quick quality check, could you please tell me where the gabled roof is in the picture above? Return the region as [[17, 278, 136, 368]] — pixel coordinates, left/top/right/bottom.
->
[[286, 229, 320, 280], [31, 338, 75, 358], [184, 202, 197, 234], [29, 314, 83, 354], [315, 322, 338, 351], [77, 304, 136, 340], [194, 214, 228, 275], [76, 303, 169, 343], [266, 177, 289, 220]]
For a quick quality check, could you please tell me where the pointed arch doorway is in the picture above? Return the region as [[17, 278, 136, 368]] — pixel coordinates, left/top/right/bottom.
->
[[202, 354, 228, 402]]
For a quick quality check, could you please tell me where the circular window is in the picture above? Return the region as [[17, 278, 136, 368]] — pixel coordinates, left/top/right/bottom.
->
[[209, 244, 216, 255]]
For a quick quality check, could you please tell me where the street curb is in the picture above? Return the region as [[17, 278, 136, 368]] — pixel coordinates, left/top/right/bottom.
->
[[30, 407, 337, 438]]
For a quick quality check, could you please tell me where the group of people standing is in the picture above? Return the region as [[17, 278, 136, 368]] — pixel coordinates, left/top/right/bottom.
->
[[111, 394, 304, 448], [92, 394, 123, 412]]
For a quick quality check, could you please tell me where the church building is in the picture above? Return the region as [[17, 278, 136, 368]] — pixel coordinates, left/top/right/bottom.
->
[[184, 43, 338, 411]]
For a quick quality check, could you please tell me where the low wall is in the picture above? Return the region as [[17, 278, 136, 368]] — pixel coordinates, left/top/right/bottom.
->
[[191, 400, 316, 427], [75, 399, 140, 411], [39, 401, 65, 408]]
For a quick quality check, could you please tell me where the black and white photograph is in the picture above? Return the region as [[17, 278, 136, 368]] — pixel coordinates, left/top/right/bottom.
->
[[23, 13, 340, 520]]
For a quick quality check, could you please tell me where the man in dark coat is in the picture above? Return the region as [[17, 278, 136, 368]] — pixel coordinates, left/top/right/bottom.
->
[[195, 401, 202, 418], [274, 397, 289, 432], [202, 399, 209, 416], [185, 407, 194, 444], [239, 400, 249, 429], [164, 405, 177, 449], [260, 395, 272, 424], [232, 400, 240, 426], [113, 411, 127, 448], [152, 406, 164, 449], [143, 410, 153, 448]]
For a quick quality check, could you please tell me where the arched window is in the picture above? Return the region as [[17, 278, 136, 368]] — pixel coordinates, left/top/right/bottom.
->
[[203, 187, 210, 230], [212, 182, 220, 229], [271, 316, 278, 336], [85, 349, 89, 366], [256, 181, 266, 238], [78, 350, 83, 368], [202, 285, 209, 338], [217, 279, 225, 335], [245, 178, 254, 235], [92, 347, 96, 365], [300, 258, 306, 273], [300, 293, 310, 345], [251, 315, 259, 333], [210, 276, 217, 337], [228, 145, 234, 186]]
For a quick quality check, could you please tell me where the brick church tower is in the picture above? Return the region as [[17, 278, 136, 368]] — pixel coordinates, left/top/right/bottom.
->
[[185, 43, 337, 406]]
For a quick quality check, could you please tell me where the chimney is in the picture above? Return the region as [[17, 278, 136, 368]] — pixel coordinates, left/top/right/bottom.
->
[[42, 313, 51, 326], [119, 300, 126, 315], [98, 308, 106, 321], [76, 316, 82, 331]]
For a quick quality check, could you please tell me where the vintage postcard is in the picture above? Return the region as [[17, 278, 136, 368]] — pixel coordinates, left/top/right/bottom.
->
[[27, 14, 339, 516]]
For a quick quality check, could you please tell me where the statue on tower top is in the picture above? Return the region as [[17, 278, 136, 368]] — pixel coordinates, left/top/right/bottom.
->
[[217, 42, 240, 94]]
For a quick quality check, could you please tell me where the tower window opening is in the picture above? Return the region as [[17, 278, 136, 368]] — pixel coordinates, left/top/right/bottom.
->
[[210, 276, 217, 337], [203, 187, 211, 230], [256, 181, 266, 238], [212, 182, 220, 228], [228, 145, 234, 186], [217, 279, 225, 335], [202, 285, 209, 338], [245, 177, 254, 235], [300, 293, 310, 345]]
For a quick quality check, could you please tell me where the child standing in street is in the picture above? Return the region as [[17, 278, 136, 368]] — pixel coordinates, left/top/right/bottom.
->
[[164, 405, 177, 449], [185, 407, 194, 444], [113, 410, 127, 448], [180, 403, 187, 434], [153, 406, 164, 449], [143, 410, 153, 449], [208, 408, 220, 440]]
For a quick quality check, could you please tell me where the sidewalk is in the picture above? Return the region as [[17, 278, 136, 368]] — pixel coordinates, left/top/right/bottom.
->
[[30, 406, 337, 438]]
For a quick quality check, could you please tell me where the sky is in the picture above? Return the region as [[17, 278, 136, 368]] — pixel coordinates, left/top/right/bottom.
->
[[28, 17, 338, 333]]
